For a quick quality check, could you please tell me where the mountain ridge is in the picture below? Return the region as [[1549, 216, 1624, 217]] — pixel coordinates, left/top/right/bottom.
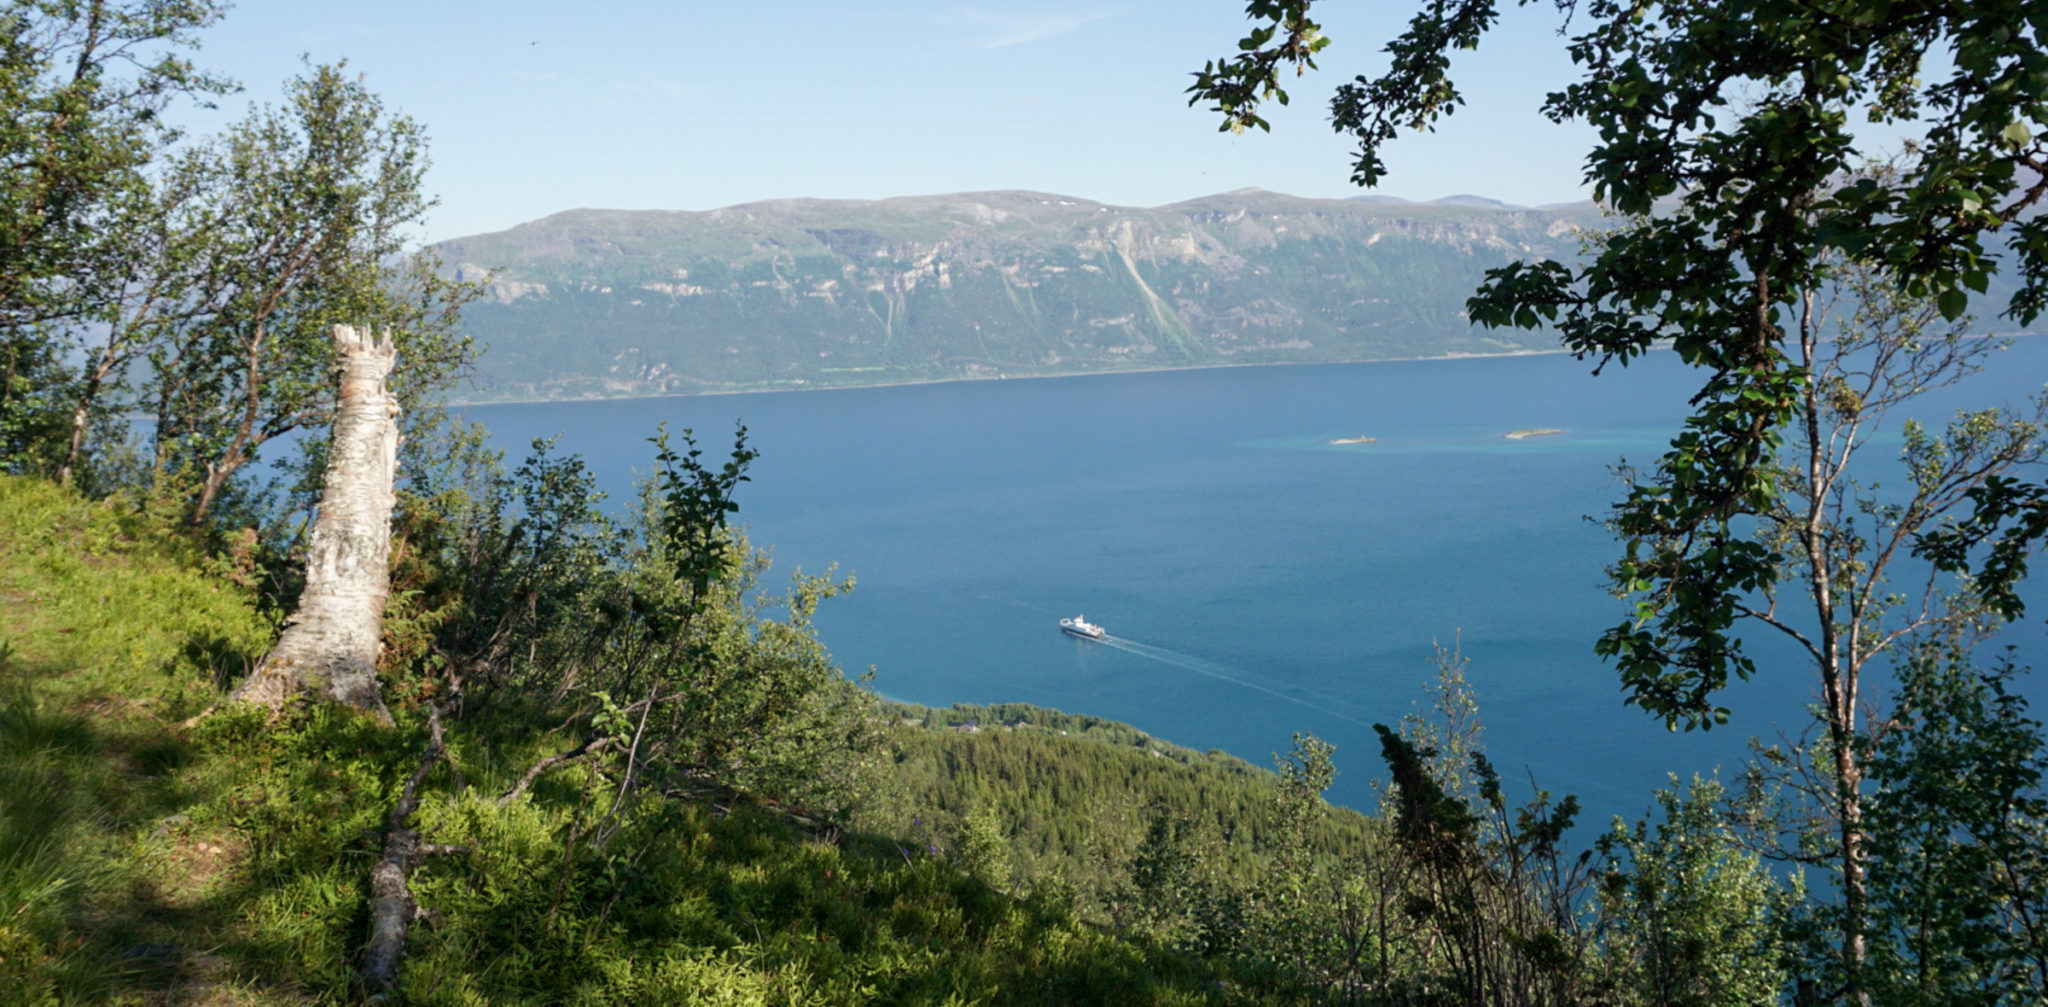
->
[[435, 188, 1606, 401]]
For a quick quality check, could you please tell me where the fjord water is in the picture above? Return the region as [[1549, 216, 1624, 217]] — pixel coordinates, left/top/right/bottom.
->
[[466, 342, 2048, 819]]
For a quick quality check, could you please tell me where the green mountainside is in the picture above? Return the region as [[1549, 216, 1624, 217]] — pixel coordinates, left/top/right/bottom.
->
[[436, 190, 1605, 400]]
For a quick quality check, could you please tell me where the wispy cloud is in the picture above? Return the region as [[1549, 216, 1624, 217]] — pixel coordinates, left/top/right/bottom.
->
[[941, 7, 1115, 49]]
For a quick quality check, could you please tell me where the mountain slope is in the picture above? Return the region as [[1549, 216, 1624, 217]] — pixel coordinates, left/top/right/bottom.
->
[[437, 189, 1604, 400]]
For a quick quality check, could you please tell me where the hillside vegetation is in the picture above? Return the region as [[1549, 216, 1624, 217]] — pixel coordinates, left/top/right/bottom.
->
[[863, 701, 1383, 912], [437, 191, 1602, 400], [0, 471, 1783, 1007], [0, 475, 1349, 1005]]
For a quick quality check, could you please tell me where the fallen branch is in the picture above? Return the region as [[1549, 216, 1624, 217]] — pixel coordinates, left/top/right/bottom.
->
[[360, 703, 451, 1002], [497, 735, 613, 808]]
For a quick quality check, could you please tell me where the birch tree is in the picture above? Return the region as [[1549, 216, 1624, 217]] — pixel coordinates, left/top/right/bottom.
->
[[146, 62, 473, 525], [1729, 263, 2042, 990], [0, 0, 227, 471], [1193, 5, 2048, 999]]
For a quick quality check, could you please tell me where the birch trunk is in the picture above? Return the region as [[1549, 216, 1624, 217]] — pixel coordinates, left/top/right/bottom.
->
[[227, 324, 398, 721]]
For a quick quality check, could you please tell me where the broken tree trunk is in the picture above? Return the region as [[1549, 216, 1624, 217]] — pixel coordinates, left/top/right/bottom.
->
[[227, 324, 399, 722]]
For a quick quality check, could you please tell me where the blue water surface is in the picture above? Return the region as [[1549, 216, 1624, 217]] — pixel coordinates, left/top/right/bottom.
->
[[462, 341, 2048, 821]]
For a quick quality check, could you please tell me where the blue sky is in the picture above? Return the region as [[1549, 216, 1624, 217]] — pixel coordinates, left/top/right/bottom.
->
[[189, 1, 1605, 242]]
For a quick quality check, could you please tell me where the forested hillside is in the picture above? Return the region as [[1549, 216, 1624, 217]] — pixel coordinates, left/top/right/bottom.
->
[[436, 191, 1602, 400], [863, 702, 1381, 908]]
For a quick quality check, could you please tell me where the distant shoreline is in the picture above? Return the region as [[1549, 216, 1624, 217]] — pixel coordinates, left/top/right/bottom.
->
[[448, 331, 2045, 409], [449, 347, 1574, 408]]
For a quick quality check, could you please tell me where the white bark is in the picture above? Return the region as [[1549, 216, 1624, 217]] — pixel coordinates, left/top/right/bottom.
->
[[227, 324, 398, 721]]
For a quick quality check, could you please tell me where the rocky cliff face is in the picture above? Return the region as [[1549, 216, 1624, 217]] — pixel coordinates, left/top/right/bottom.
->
[[435, 189, 1605, 401]]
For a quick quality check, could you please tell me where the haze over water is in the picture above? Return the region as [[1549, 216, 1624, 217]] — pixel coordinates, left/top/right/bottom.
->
[[467, 342, 2048, 820]]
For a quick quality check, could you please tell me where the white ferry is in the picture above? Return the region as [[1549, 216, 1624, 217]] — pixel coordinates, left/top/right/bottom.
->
[[1059, 615, 1106, 640]]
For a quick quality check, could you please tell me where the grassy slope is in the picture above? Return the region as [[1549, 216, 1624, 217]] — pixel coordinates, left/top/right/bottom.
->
[[0, 476, 1305, 1006], [0, 476, 280, 1004]]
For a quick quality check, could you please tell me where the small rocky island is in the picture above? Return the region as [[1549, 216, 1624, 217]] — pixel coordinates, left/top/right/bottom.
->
[[1504, 428, 1566, 440], [1328, 436, 1378, 445]]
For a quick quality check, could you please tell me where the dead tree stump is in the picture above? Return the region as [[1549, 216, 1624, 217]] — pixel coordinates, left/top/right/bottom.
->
[[227, 324, 399, 722]]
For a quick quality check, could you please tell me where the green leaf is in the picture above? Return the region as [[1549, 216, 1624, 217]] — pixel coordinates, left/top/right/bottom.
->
[[1938, 287, 1969, 320]]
